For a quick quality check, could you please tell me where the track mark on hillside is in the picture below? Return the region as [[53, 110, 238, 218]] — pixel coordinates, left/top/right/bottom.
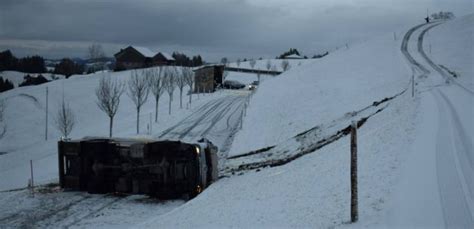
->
[[401, 22, 432, 75]]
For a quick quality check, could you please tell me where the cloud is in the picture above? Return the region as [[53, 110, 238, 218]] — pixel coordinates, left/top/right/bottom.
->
[[0, 0, 472, 60]]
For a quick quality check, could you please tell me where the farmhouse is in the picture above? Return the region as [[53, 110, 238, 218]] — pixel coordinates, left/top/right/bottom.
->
[[114, 46, 175, 70], [194, 64, 224, 93]]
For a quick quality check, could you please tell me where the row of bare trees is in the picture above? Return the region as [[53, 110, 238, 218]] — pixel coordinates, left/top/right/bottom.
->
[[95, 66, 195, 137]]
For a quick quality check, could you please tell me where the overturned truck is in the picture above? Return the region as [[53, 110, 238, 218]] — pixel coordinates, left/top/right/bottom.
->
[[58, 138, 218, 198]]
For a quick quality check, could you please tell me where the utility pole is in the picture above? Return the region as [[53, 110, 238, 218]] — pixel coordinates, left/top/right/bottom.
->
[[350, 121, 358, 223], [45, 87, 48, 141]]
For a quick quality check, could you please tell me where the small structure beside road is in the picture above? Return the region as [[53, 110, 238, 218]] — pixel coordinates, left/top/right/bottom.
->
[[194, 64, 224, 93]]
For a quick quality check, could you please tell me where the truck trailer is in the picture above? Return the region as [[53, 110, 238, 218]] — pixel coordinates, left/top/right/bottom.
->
[[58, 137, 218, 198]]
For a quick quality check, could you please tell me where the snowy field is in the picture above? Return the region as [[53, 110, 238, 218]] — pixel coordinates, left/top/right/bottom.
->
[[0, 71, 65, 87], [0, 68, 231, 191], [424, 14, 474, 91], [229, 31, 411, 156], [141, 14, 473, 228], [227, 58, 312, 72], [0, 14, 473, 228]]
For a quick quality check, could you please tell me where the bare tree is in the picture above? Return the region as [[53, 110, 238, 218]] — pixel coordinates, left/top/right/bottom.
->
[[96, 74, 125, 137], [176, 68, 187, 109], [128, 70, 150, 134], [88, 43, 106, 71], [163, 67, 177, 115], [236, 59, 241, 67], [148, 67, 164, 122], [249, 59, 256, 69], [54, 99, 76, 139], [0, 99, 6, 139], [221, 57, 228, 66], [281, 60, 290, 71], [182, 67, 194, 106], [266, 60, 271, 71], [88, 43, 105, 60]]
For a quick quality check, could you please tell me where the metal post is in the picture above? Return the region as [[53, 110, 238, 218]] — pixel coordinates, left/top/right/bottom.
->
[[412, 73, 415, 98], [350, 121, 358, 223], [45, 87, 48, 141]]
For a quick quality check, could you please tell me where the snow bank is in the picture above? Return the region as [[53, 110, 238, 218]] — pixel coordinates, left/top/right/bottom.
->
[[229, 33, 411, 156]]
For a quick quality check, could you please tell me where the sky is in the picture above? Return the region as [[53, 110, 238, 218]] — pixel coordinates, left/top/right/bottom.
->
[[0, 0, 472, 62]]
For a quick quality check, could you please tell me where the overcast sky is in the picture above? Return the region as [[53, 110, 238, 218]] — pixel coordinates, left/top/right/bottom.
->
[[0, 0, 472, 61]]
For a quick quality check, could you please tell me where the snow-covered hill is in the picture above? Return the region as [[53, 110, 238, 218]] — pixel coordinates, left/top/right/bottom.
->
[[140, 14, 473, 228], [229, 32, 410, 156], [0, 71, 65, 87], [1, 13, 472, 228], [227, 58, 312, 72], [0, 68, 226, 191]]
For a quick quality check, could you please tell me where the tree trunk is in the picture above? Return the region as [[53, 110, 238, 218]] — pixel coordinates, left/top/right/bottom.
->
[[137, 107, 140, 134], [155, 95, 160, 123], [168, 95, 172, 115], [109, 116, 113, 137], [179, 89, 183, 109]]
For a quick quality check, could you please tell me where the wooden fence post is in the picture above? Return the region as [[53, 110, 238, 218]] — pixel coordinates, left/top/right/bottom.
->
[[351, 121, 358, 222]]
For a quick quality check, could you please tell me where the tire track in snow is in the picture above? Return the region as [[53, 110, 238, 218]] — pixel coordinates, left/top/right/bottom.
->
[[401, 22, 432, 75], [158, 97, 228, 139], [438, 91, 474, 198], [198, 96, 243, 137], [157, 98, 223, 138], [433, 89, 474, 228]]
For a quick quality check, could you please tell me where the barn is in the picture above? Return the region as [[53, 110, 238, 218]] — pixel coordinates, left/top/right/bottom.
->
[[193, 65, 224, 93], [114, 46, 175, 70]]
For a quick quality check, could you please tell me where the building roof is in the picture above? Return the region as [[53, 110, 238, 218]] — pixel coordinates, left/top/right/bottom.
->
[[130, 46, 156, 58], [158, 52, 175, 61], [129, 46, 175, 61], [284, 54, 303, 59]]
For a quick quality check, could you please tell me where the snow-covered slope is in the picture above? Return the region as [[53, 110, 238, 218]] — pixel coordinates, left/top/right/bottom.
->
[[141, 15, 473, 228], [0, 71, 65, 87], [227, 58, 312, 72], [424, 14, 474, 90], [0, 68, 226, 191], [229, 33, 410, 156]]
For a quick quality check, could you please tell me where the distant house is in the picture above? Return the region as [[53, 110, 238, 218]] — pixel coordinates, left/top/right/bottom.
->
[[114, 46, 175, 70], [284, 54, 303, 59], [194, 65, 224, 93]]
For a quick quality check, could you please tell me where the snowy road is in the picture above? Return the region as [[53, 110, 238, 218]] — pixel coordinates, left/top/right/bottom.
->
[[389, 21, 474, 228], [158, 90, 249, 154]]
